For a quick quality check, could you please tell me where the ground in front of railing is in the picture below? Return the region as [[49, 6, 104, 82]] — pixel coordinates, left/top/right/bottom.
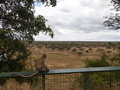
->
[[0, 72, 120, 90]]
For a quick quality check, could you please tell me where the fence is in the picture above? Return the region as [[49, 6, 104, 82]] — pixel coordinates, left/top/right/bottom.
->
[[0, 66, 120, 90]]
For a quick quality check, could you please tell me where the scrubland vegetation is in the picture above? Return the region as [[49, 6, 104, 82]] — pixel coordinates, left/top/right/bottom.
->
[[1, 41, 120, 90], [29, 41, 120, 69]]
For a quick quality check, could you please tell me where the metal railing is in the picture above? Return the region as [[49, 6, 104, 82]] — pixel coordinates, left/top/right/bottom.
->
[[0, 66, 120, 90]]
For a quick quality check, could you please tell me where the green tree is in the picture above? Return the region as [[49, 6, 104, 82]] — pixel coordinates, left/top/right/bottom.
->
[[104, 0, 120, 30], [72, 48, 77, 53], [77, 51, 82, 56], [0, 0, 56, 85], [84, 53, 110, 67], [77, 48, 120, 90]]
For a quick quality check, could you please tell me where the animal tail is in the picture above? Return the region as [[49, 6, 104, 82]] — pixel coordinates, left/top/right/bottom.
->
[[12, 71, 39, 78]]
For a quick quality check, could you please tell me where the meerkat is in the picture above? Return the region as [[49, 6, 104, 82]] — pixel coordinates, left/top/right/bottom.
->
[[12, 54, 49, 77]]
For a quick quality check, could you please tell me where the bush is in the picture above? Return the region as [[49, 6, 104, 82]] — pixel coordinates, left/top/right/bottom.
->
[[75, 48, 120, 90]]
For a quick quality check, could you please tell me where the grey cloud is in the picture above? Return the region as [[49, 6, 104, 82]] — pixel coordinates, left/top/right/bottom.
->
[[60, 8, 71, 13], [34, 0, 119, 41]]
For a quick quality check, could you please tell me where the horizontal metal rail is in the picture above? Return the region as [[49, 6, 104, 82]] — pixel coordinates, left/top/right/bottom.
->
[[0, 66, 120, 77]]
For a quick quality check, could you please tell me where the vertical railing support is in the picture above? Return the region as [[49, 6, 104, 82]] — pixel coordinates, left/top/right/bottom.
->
[[84, 77, 89, 90], [42, 75, 45, 90]]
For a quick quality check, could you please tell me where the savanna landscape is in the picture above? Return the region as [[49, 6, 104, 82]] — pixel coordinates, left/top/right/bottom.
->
[[0, 41, 120, 90], [30, 41, 119, 69], [0, 0, 120, 90]]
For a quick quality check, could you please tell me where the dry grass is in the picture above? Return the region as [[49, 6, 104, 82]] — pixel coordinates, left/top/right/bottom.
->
[[1, 42, 118, 90], [29, 45, 116, 70], [0, 79, 31, 90]]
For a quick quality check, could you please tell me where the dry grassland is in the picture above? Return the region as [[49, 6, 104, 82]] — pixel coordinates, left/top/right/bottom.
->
[[0, 41, 119, 90], [30, 44, 117, 70]]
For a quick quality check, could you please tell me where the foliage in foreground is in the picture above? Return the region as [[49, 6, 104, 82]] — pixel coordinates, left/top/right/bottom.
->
[[75, 47, 120, 90], [104, 0, 120, 30], [0, 0, 56, 86]]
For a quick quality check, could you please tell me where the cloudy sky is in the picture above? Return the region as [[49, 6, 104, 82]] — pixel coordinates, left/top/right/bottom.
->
[[34, 0, 120, 41]]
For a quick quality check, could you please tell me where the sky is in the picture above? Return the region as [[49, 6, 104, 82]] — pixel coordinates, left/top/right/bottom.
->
[[34, 0, 120, 41]]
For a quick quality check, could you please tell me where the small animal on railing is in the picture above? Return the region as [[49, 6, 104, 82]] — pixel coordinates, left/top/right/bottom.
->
[[12, 54, 49, 77]]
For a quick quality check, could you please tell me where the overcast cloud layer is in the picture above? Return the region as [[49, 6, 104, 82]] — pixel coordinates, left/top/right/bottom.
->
[[34, 0, 120, 41]]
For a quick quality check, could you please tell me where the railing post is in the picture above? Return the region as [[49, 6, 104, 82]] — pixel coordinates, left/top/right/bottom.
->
[[84, 77, 89, 90], [42, 74, 45, 90]]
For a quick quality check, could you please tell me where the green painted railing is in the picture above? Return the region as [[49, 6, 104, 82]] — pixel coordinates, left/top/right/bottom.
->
[[0, 66, 120, 77], [0, 66, 120, 90]]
